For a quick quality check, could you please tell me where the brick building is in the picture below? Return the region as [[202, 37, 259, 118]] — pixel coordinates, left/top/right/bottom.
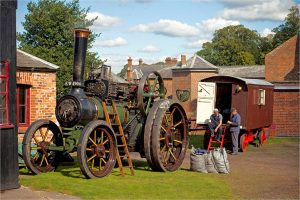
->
[[265, 34, 300, 136], [16, 49, 58, 133], [126, 54, 218, 118]]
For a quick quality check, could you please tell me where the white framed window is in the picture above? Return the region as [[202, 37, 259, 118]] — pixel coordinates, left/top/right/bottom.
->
[[258, 89, 266, 105]]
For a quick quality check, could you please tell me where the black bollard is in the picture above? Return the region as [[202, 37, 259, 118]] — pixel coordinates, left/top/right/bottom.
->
[[0, 0, 20, 191]]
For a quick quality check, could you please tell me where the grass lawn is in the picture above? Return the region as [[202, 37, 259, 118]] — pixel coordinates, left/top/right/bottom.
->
[[263, 136, 299, 144], [20, 137, 298, 199], [20, 160, 232, 200]]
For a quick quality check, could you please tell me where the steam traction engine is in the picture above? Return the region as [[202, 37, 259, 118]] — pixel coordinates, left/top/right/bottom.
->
[[22, 29, 188, 178]]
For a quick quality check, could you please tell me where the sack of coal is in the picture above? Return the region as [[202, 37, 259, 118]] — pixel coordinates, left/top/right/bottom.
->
[[190, 148, 208, 173], [212, 148, 230, 174], [222, 148, 230, 173], [205, 151, 218, 173]]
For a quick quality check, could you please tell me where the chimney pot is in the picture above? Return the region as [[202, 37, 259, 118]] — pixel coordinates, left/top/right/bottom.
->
[[171, 58, 178, 65], [165, 57, 172, 65], [127, 56, 133, 83], [139, 58, 143, 66], [181, 55, 187, 66]]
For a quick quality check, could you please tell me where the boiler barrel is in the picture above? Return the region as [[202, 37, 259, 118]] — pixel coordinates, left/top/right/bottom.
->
[[89, 97, 127, 124], [56, 95, 126, 128]]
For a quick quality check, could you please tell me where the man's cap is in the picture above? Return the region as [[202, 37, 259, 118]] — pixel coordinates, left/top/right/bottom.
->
[[213, 108, 219, 112]]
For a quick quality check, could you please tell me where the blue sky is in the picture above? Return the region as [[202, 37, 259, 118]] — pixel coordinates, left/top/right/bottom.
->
[[17, 0, 300, 73]]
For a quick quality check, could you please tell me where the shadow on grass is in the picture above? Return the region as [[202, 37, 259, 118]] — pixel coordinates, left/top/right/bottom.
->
[[47, 156, 156, 179]]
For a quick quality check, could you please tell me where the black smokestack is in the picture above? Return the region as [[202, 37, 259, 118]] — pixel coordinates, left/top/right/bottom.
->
[[72, 28, 90, 94]]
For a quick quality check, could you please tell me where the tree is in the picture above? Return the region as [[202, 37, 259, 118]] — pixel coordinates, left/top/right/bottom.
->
[[118, 64, 128, 78], [197, 25, 270, 66], [18, 0, 104, 97], [272, 6, 300, 47]]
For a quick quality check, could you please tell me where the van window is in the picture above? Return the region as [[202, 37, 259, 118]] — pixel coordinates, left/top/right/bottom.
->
[[258, 89, 265, 105]]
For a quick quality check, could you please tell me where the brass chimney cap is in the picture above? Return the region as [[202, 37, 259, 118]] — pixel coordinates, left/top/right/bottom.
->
[[74, 28, 91, 38]]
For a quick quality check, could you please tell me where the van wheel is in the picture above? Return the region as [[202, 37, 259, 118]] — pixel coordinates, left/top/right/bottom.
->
[[257, 129, 266, 146], [239, 134, 248, 152]]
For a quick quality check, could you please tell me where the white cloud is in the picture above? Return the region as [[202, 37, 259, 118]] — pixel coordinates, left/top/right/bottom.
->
[[260, 28, 275, 37], [130, 19, 199, 37], [197, 17, 240, 33], [87, 12, 121, 28], [183, 17, 239, 49], [101, 53, 127, 73], [139, 45, 160, 52], [184, 39, 209, 49], [95, 37, 127, 47], [219, 0, 296, 21]]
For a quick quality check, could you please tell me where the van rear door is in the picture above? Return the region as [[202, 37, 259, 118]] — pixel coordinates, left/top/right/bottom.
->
[[196, 82, 216, 124]]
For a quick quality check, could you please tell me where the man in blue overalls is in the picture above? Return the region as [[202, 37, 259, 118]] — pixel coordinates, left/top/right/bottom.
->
[[208, 108, 223, 141], [228, 108, 241, 155]]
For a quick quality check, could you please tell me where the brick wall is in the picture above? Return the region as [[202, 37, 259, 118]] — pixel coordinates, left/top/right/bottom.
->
[[172, 70, 217, 118], [265, 34, 300, 136], [18, 71, 57, 132], [265, 34, 299, 82], [172, 70, 191, 117], [273, 89, 299, 136], [163, 79, 173, 98]]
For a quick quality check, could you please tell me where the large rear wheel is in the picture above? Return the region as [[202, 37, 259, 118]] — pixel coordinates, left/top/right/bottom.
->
[[78, 120, 117, 179], [22, 119, 63, 174], [144, 100, 168, 170], [151, 101, 188, 172]]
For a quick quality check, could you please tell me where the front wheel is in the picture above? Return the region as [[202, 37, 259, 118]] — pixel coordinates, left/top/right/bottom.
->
[[22, 119, 63, 174], [78, 120, 117, 179]]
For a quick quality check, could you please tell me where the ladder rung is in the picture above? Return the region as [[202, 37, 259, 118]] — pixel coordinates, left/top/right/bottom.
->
[[111, 123, 119, 127], [115, 134, 124, 137], [109, 113, 117, 116], [117, 144, 126, 148]]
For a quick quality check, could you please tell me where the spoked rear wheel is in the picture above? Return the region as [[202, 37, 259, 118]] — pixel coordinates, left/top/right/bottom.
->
[[22, 119, 63, 174], [151, 101, 188, 172], [144, 100, 168, 170], [78, 120, 117, 179]]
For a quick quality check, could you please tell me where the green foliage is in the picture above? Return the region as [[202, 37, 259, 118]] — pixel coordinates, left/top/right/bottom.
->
[[18, 0, 103, 97], [118, 64, 128, 78], [272, 6, 300, 48], [20, 160, 232, 199], [153, 61, 164, 65], [197, 25, 268, 66]]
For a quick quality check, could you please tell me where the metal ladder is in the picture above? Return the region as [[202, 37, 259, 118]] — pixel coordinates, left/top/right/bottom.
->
[[207, 126, 227, 152], [101, 101, 135, 176]]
